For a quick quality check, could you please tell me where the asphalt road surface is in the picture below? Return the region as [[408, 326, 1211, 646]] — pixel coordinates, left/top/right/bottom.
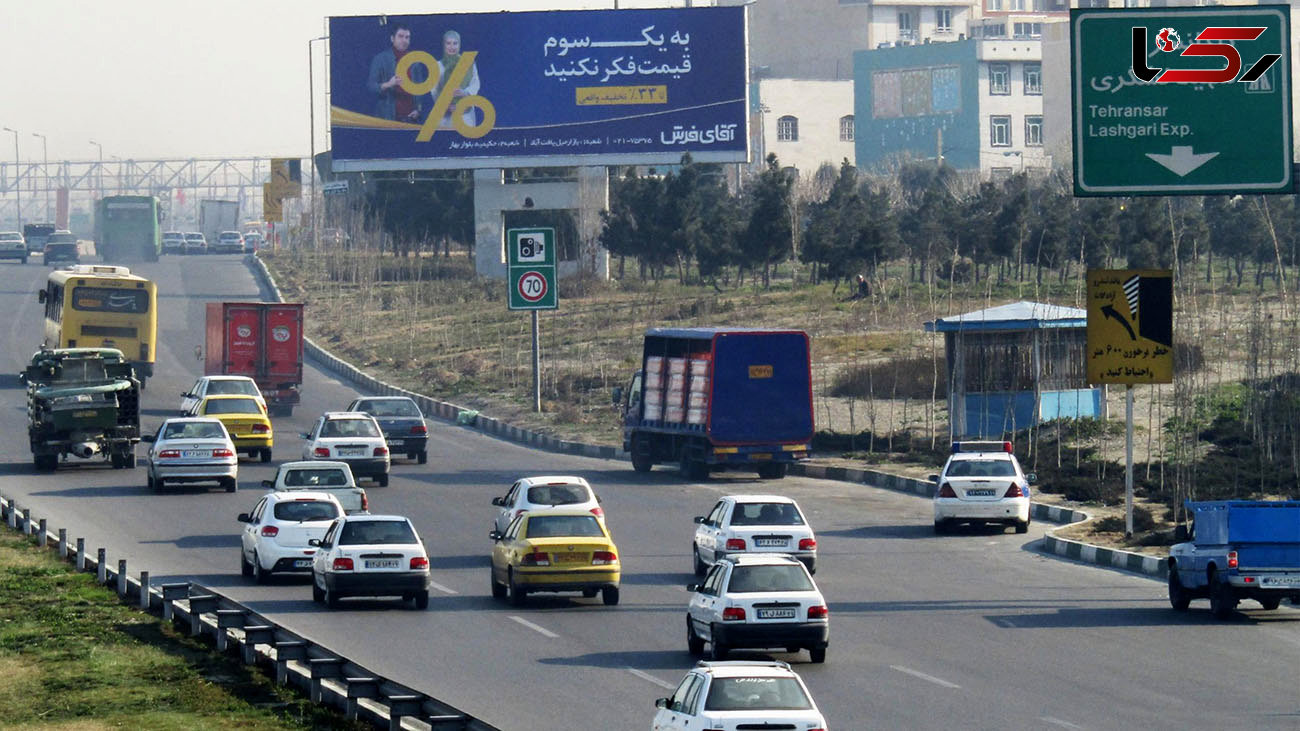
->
[[2, 256, 1299, 730]]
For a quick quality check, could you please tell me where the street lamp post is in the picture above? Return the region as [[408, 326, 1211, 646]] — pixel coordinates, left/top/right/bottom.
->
[[89, 140, 103, 201], [31, 132, 47, 223], [308, 35, 328, 251], [2, 127, 20, 230]]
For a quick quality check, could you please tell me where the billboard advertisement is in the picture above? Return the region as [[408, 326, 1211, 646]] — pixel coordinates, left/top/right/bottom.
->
[[328, 8, 748, 171]]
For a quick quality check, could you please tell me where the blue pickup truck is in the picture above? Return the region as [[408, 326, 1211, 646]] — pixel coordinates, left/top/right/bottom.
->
[[614, 328, 813, 480], [1168, 500, 1300, 618]]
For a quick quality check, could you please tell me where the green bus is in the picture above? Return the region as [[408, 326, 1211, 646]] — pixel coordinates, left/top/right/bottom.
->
[[94, 195, 162, 262]]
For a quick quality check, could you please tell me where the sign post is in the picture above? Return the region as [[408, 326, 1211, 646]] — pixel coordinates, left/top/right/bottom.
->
[[1071, 6, 1292, 196], [1087, 269, 1174, 536], [507, 228, 558, 412]]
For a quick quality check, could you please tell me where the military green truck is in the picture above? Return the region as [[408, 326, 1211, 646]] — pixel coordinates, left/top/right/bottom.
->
[[23, 347, 141, 471]]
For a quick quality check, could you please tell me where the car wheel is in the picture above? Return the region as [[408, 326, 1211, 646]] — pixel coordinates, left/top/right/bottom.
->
[[507, 569, 527, 606], [687, 618, 705, 656], [1015, 518, 1030, 534], [757, 463, 787, 479], [324, 585, 341, 609], [377, 474, 389, 487], [260, 449, 272, 463], [1209, 571, 1237, 619], [709, 637, 729, 661], [417, 450, 428, 465], [490, 569, 507, 600], [124, 453, 136, 469], [240, 550, 253, 577], [146, 472, 156, 491], [311, 575, 324, 603], [1168, 569, 1191, 611], [251, 552, 268, 584], [933, 519, 949, 535], [693, 546, 707, 577], [414, 591, 429, 610], [630, 451, 654, 473], [110, 453, 123, 469], [809, 647, 827, 664], [1259, 597, 1282, 611], [602, 586, 620, 606], [223, 478, 237, 493]]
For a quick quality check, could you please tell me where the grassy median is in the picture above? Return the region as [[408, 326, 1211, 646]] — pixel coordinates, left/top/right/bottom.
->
[[0, 532, 364, 730]]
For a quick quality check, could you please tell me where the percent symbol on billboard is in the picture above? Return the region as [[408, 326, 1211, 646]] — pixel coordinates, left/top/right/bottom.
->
[[396, 50, 496, 141]]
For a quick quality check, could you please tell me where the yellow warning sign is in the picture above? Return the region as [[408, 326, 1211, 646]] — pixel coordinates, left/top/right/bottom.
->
[[1086, 269, 1174, 385], [262, 183, 282, 223], [269, 158, 302, 199]]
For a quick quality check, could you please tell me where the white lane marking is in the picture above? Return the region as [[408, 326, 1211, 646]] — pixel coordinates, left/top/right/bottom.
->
[[509, 615, 559, 638], [428, 580, 458, 595], [1040, 717, 1084, 730], [628, 667, 676, 690], [889, 665, 961, 689]]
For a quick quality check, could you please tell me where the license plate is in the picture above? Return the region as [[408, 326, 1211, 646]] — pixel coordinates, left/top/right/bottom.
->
[[755, 539, 787, 547], [388, 439, 404, 447], [555, 552, 585, 564], [293, 559, 312, 568], [1261, 576, 1300, 586], [72, 410, 99, 418], [182, 450, 206, 458], [967, 489, 996, 496], [339, 448, 366, 457], [757, 608, 796, 619], [364, 559, 400, 569]]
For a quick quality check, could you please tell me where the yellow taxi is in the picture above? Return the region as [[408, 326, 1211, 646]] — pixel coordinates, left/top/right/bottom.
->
[[191, 395, 273, 463], [489, 509, 620, 606]]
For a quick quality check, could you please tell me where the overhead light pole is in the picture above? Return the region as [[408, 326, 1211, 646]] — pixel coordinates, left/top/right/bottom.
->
[[2, 127, 20, 230], [308, 35, 328, 251], [89, 139, 103, 201], [31, 132, 48, 222]]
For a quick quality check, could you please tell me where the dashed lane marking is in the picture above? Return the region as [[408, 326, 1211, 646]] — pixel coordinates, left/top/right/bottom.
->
[[428, 581, 458, 595], [1040, 717, 1084, 729], [890, 665, 961, 689], [628, 668, 676, 690], [509, 615, 559, 638]]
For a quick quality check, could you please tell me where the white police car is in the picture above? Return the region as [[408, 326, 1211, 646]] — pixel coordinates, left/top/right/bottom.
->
[[931, 441, 1034, 534]]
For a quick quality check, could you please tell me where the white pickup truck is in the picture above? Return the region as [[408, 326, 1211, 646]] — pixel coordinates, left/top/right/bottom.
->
[[261, 460, 368, 514]]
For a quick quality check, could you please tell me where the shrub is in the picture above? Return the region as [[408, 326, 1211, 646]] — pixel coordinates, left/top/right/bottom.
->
[[828, 356, 946, 400]]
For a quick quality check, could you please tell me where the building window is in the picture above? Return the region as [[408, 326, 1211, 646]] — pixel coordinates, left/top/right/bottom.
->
[[979, 23, 1006, 38], [1013, 22, 1042, 38], [936, 7, 952, 32], [990, 115, 1011, 146], [987, 0, 1003, 10], [990, 167, 1013, 182], [1009, 0, 1025, 10], [1024, 63, 1042, 94], [777, 115, 799, 141], [898, 11, 915, 40], [839, 115, 855, 141], [989, 64, 1010, 95], [1124, 0, 1140, 6], [1025, 115, 1043, 146]]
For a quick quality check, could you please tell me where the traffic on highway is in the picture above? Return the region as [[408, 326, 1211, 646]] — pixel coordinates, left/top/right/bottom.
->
[[2, 254, 1298, 730]]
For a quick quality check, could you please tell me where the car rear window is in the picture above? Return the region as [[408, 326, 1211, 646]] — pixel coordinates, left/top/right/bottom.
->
[[204, 398, 262, 415], [358, 399, 421, 417], [321, 419, 380, 438], [282, 469, 350, 487], [527, 484, 588, 506], [339, 520, 417, 545], [208, 380, 260, 397], [945, 459, 1016, 478], [526, 515, 604, 538], [727, 564, 814, 593], [704, 677, 812, 712], [0, 233, 21, 241], [47, 233, 76, 243], [185, 233, 203, 240], [163, 422, 226, 440], [730, 502, 804, 526], [273, 500, 340, 522]]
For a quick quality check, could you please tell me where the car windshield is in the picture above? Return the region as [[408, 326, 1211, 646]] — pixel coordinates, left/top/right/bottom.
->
[[208, 380, 260, 397], [321, 419, 380, 438], [281, 468, 350, 487], [527, 484, 588, 506], [338, 520, 417, 545], [162, 422, 226, 440], [727, 564, 814, 593], [704, 677, 812, 712], [525, 515, 605, 538], [730, 502, 804, 526], [357, 399, 421, 417], [945, 459, 1017, 478], [273, 500, 340, 522], [204, 398, 262, 415]]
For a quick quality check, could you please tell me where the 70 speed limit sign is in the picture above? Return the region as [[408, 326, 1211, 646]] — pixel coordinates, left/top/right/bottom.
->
[[509, 265, 557, 310]]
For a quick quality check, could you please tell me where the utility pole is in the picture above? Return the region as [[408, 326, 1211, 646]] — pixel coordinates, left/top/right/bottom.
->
[[89, 140, 103, 201], [31, 132, 48, 222], [309, 35, 328, 251], [2, 127, 20, 229]]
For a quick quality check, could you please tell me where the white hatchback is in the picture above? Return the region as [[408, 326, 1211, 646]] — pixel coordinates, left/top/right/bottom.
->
[[932, 441, 1034, 534], [239, 491, 344, 583], [687, 554, 829, 663], [181, 375, 267, 415], [310, 514, 431, 608], [653, 660, 829, 731], [693, 495, 817, 576], [491, 475, 604, 535]]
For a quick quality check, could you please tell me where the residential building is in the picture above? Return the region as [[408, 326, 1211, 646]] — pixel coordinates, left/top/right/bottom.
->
[[755, 79, 858, 176]]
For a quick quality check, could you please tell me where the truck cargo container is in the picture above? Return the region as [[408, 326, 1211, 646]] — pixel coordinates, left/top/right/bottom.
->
[[205, 302, 304, 416]]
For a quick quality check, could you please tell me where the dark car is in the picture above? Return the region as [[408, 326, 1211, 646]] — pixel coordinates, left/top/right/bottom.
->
[[345, 396, 429, 464], [43, 232, 80, 266]]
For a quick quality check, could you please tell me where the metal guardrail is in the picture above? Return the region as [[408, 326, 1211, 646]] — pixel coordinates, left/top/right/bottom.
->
[[0, 492, 499, 731]]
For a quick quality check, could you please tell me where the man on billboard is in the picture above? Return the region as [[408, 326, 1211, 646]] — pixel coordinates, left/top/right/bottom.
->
[[434, 30, 481, 128], [367, 24, 426, 122]]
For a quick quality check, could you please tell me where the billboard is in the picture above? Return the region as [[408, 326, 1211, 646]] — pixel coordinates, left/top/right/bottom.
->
[[328, 8, 748, 171]]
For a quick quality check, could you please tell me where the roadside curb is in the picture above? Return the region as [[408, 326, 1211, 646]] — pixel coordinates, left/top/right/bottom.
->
[[249, 253, 1166, 581]]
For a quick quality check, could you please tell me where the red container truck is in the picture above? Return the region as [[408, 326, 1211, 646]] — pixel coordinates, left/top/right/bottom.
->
[[205, 302, 304, 416]]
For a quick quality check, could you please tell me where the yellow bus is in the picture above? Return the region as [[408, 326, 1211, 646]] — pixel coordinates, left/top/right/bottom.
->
[[39, 265, 158, 384]]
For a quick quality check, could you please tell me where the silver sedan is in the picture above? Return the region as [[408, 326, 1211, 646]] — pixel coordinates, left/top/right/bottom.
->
[[143, 418, 239, 492]]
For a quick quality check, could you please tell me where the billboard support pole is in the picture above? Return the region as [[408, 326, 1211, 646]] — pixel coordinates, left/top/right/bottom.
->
[[308, 35, 328, 251], [532, 310, 542, 413], [1125, 385, 1134, 538]]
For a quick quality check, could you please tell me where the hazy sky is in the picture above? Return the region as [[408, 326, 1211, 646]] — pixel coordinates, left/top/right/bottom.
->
[[0, 0, 688, 163]]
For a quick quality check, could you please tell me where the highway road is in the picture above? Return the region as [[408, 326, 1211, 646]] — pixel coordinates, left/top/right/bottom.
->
[[2, 256, 1300, 730]]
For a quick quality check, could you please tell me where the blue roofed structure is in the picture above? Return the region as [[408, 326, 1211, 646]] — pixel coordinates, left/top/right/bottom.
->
[[925, 301, 1099, 438]]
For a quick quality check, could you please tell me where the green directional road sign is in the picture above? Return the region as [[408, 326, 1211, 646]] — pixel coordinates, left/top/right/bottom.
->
[[506, 227, 557, 310], [1071, 6, 1292, 196]]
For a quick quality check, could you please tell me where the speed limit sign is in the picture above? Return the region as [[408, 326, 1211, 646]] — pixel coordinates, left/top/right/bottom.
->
[[509, 265, 557, 310]]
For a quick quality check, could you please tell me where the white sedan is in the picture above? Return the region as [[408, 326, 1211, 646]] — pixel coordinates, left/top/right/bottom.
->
[[142, 418, 238, 492], [181, 375, 267, 415], [239, 491, 344, 583], [932, 441, 1034, 534], [300, 412, 390, 486], [693, 495, 817, 576], [491, 475, 604, 534], [653, 660, 828, 731], [310, 514, 431, 608]]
